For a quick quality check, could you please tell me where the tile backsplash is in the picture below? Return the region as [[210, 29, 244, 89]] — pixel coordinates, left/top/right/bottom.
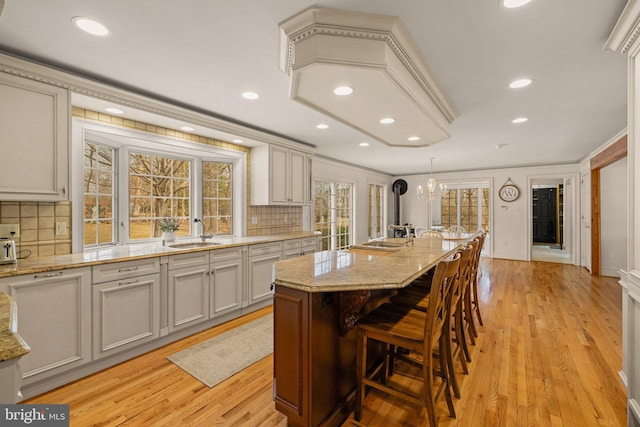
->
[[0, 201, 72, 257]]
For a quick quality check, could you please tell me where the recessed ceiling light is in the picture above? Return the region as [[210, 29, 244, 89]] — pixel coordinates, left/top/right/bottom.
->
[[105, 107, 123, 114], [502, 0, 532, 8], [379, 117, 395, 125], [408, 136, 421, 142], [316, 124, 329, 129], [334, 86, 354, 96], [512, 117, 528, 124], [232, 139, 244, 144], [72, 17, 110, 36], [180, 126, 194, 132], [359, 142, 370, 147], [509, 78, 533, 89], [242, 91, 259, 100]]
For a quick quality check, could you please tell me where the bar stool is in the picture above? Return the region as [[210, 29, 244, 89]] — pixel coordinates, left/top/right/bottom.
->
[[355, 253, 461, 426], [469, 233, 486, 336], [389, 245, 475, 398]]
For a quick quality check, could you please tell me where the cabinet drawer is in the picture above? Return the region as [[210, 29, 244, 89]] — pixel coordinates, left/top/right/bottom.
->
[[301, 237, 317, 247], [168, 251, 210, 271], [301, 246, 316, 256], [210, 246, 243, 262], [249, 242, 283, 256], [92, 258, 160, 284], [283, 239, 301, 250]]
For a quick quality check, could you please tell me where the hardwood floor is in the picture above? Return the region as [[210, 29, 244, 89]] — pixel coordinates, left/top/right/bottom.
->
[[26, 259, 626, 426]]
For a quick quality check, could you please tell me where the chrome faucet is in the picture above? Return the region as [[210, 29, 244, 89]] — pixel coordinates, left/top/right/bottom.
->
[[193, 218, 214, 242]]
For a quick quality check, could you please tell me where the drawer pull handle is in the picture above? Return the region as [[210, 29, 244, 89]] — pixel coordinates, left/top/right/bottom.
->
[[118, 267, 139, 272], [34, 271, 63, 279], [119, 279, 138, 286]]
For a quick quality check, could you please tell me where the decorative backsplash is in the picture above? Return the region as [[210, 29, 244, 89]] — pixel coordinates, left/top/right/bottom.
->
[[0, 201, 71, 257], [0, 109, 303, 256]]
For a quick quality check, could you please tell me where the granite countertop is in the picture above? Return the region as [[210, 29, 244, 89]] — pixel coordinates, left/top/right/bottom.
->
[[274, 237, 471, 293], [0, 292, 30, 362], [0, 232, 317, 279]]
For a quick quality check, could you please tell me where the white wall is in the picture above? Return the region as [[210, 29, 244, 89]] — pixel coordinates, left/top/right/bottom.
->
[[395, 163, 580, 261], [600, 157, 628, 277], [312, 156, 392, 245]]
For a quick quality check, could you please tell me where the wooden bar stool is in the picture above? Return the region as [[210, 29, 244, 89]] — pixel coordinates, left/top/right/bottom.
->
[[389, 245, 474, 398], [355, 253, 461, 426], [469, 233, 486, 335]]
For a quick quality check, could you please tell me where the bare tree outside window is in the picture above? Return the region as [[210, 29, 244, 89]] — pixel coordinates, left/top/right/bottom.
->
[[203, 161, 233, 235], [129, 152, 191, 239], [83, 142, 115, 245]]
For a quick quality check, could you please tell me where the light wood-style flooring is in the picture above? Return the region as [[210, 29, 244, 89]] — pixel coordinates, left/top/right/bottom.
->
[[26, 258, 627, 426]]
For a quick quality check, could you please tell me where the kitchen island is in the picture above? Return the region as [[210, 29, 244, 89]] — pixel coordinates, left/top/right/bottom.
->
[[272, 237, 472, 427]]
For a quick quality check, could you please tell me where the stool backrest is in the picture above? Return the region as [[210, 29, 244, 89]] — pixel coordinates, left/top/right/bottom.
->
[[424, 252, 461, 355]]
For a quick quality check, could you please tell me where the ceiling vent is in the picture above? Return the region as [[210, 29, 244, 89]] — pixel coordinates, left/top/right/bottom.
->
[[278, 7, 458, 148]]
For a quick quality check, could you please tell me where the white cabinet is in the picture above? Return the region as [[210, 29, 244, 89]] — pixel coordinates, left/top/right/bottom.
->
[[0, 72, 69, 201], [250, 144, 312, 205], [283, 238, 302, 259], [301, 236, 318, 255], [167, 253, 210, 333], [91, 258, 161, 359], [247, 242, 282, 305], [210, 247, 243, 318], [167, 247, 244, 330], [0, 268, 91, 383], [92, 274, 160, 359]]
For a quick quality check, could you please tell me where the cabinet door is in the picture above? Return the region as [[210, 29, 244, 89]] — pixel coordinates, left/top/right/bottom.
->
[[168, 265, 209, 332], [0, 268, 91, 382], [92, 274, 160, 359], [248, 252, 281, 305], [270, 145, 289, 204], [210, 258, 243, 318], [0, 73, 69, 201], [289, 150, 306, 204]]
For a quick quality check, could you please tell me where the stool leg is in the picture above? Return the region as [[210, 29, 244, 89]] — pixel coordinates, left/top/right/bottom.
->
[[444, 317, 461, 399], [472, 277, 484, 327], [355, 328, 367, 421]]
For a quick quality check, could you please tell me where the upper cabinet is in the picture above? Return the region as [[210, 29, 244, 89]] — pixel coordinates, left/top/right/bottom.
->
[[0, 72, 69, 201], [251, 144, 313, 205]]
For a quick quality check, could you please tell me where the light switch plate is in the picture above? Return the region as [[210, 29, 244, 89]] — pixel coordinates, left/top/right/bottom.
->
[[0, 224, 20, 238], [251, 217, 258, 225], [56, 221, 68, 236]]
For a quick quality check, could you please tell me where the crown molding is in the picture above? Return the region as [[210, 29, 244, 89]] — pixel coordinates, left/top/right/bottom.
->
[[0, 51, 314, 154], [605, 0, 640, 54]]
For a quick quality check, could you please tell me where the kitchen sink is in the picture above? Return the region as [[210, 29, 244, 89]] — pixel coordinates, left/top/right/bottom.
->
[[359, 241, 405, 248], [168, 242, 222, 249]]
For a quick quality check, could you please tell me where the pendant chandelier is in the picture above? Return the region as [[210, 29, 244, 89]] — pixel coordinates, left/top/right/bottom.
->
[[416, 157, 437, 201]]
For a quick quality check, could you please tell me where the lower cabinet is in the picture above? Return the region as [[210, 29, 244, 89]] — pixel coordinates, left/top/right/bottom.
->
[[0, 268, 92, 383], [167, 264, 210, 333], [92, 273, 160, 359], [248, 242, 283, 305], [210, 247, 243, 318]]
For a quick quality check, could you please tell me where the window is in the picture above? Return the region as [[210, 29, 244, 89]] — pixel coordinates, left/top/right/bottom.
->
[[83, 142, 115, 245], [439, 185, 489, 232], [129, 152, 191, 240], [314, 179, 353, 250], [74, 120, 245, 251], [368, 183, 385, 238], [203, 161, 233, 234]]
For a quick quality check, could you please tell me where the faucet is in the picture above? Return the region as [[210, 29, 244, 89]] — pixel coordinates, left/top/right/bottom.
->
[[387, 224, 414, 244], [193, 218, 214, 242]]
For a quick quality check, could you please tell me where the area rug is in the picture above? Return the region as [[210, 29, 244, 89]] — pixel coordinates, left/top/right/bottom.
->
[[167, 314, 273, 387]]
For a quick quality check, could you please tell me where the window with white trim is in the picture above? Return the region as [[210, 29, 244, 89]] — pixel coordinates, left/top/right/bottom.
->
[[368, 183, 385, 239], [74, 120, 244, 250], [314, 179, 353, 250]]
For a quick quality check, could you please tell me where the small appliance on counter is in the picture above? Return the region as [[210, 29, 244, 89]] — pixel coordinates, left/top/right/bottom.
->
[[0, 232, 17, 264]]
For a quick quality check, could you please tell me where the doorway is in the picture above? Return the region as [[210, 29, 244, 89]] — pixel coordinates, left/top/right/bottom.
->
[[530, 179, 572, 264]]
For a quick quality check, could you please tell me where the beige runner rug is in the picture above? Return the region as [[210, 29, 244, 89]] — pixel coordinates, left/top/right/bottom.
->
[[167, 313, 273, 387]]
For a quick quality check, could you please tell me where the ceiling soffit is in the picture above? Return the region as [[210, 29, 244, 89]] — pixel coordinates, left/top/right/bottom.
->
[[278, 7, 459, 148]]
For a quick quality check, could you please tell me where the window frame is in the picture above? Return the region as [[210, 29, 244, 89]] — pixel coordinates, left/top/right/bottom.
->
[[72, 119, 246, 252], [368, 182, 387, 239], [313, 178, 354, 251]]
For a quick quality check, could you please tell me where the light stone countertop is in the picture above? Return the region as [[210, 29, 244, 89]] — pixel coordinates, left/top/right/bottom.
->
[[0, 232, 317, 279], [274, 237, 469, 293], [0, 292, 30, 362]]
